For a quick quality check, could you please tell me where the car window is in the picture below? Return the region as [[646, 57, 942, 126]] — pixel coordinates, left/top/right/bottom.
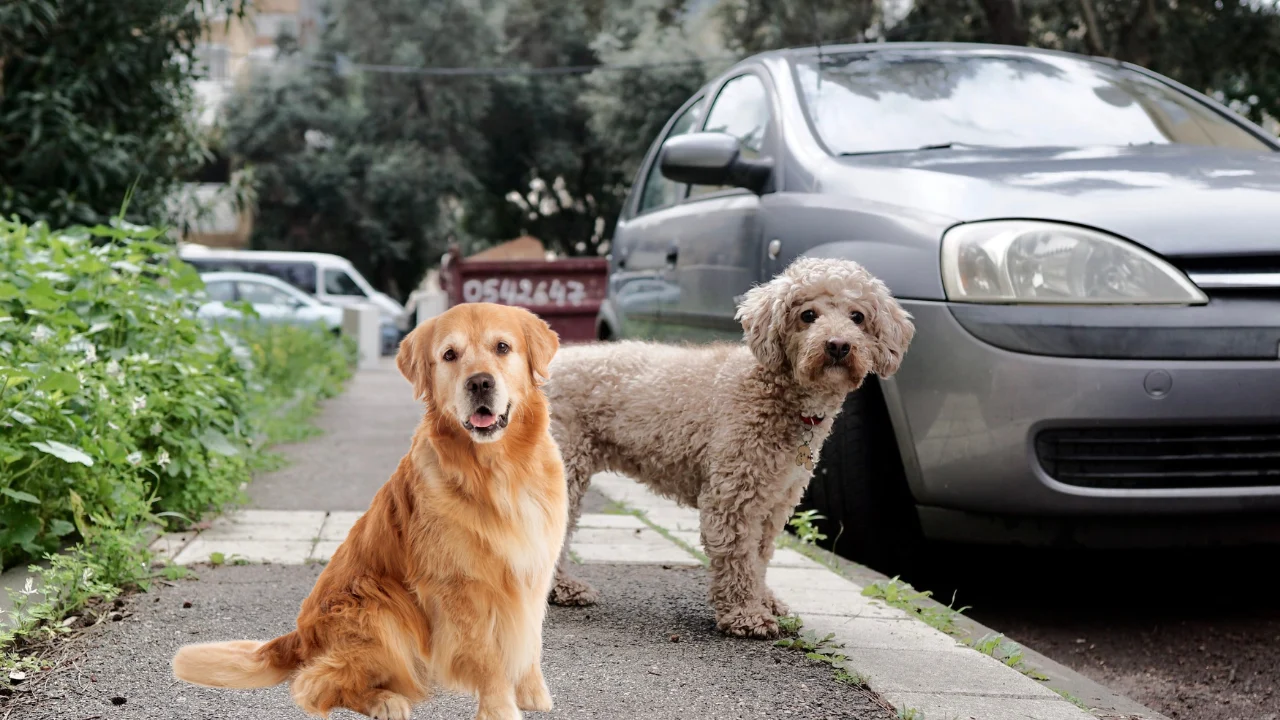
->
[[794, 51, 1272, 154], [323, 269, 367, 297], [252, 261, 317, 294], [204, 281, 236, 303], [237, 281, 296, 306], [689, 73, 773, 197], [637, 98, 706, 214]]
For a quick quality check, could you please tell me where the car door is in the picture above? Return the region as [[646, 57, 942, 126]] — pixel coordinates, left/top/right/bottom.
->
[[661, 70, 777, 343], [318, 267, 369, 311], [236, 280, 300, 324], [608, 95, 706, 340], [196, 279, 238, 322]]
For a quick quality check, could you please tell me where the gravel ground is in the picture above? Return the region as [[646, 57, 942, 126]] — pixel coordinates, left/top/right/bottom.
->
[[8, 563, 893, 720], [909, 543, 1280, 720]]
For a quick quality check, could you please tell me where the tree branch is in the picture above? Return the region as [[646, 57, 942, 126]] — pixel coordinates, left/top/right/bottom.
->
[[1077, 0, 1106, 56]]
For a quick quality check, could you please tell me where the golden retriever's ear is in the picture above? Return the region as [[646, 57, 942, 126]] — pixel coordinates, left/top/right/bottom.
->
[[520, 310, 559, 385], [396, 318, 435, 402]]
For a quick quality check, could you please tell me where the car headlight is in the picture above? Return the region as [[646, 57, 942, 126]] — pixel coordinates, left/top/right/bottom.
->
[[940, 221, 1207, 305]]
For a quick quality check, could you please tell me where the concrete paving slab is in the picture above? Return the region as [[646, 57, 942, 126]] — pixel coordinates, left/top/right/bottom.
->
[[150, 531, 197, 562], [576, 513, 647, 529], [778, 589, 910, 620], [801, 615, 968, 652], [837, 647, 1063, 698], [317, 511, 364, 541], [571, 543, 702, 566], [889, 691, 1093, 720], [173, 539, 314, 566], [768, 547, 827, 569], [214, 510, 328, 528], [309, 540, 343, 562]]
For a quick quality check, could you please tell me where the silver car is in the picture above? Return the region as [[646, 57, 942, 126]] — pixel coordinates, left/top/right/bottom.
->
[[598, 42, 1280, 570]]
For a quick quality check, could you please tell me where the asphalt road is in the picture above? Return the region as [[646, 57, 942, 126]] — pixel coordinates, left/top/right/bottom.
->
[[904, 543, 1280, 720], [12, 563, 892, 720]]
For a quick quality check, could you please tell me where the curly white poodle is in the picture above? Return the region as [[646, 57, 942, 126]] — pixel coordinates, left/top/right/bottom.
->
[[544, 257, 915, 638]]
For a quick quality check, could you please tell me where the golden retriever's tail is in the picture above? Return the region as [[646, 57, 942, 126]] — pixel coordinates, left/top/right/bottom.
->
[[173, 632, 302, 689]]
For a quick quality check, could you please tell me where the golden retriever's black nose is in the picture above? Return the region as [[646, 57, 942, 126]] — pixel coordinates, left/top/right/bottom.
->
[[825, 339, 851, 360], [466, 373, 495, 396]]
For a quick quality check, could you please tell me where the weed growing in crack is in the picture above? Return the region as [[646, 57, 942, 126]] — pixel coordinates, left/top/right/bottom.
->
[[787, 509, 828, 546], [861, 576, 969, 635]]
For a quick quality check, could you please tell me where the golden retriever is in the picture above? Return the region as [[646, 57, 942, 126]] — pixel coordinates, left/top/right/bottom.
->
[[172, 303, 566, 720]]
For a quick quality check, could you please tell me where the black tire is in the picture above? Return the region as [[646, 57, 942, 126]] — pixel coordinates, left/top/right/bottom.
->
[[801, 378, 924, 576]]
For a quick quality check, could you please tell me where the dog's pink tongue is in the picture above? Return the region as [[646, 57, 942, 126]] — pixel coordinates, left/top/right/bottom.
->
[[469, 412, 497, 428]]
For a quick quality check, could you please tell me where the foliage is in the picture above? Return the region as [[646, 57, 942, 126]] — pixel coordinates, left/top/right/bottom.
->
[[0, 217, 351, 656], [717, 0, 880, 53], [0, 0, 246, 228], [788, 509, 827, 546]]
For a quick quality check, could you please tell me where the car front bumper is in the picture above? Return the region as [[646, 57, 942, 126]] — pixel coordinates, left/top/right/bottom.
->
[[884, 300, 1280, 537]]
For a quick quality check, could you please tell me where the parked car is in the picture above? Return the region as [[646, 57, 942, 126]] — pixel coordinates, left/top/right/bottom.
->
[[600, 41, 1280, 571], [179, 245, 407, 331], [197, 271, 344, 331]]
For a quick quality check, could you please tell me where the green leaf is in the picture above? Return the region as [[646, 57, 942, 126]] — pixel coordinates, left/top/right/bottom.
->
[[29, 440, 94, 466], [0, 283, 19, 300], [37, 372, 81, 394], [199, 429, 241, 457], [3, 374, 31, 391], [49, 519, 75, 537], [7, 410, 35, 426], [1, 488, 41, 504]]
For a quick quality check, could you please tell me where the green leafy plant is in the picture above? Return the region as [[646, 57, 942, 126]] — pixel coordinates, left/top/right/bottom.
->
[[860, 576, 970, 636], [0, 218, 352, 665], [788, 509, 828, 546]]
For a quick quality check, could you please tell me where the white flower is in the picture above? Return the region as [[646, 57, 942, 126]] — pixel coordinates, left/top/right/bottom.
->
[[20, 578, 37, 596], [84, 343, 97, 363], [107, 421, 120, 431], [77, 372, 86, 385], [126, 451, 143, 466], [130, 395, 147, 415], [155, 448, 171, 468], [105, 359, 123, 382], [98, 385, 110, 400], [150, 422, 162, 436], [81, 567, 94, 585], [31, 325, 53, 343]]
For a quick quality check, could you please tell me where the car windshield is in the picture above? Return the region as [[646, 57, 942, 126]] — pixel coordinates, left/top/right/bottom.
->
[[793, 50, 1271, 155]]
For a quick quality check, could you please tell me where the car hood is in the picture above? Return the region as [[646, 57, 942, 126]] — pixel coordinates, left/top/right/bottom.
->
[[827, 145, 1280, 258]]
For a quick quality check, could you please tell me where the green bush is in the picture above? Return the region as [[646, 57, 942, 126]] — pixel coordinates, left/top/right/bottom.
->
[[0, 218, 351, 575]]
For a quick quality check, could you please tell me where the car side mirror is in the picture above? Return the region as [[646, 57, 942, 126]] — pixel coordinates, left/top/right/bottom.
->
[[659, 132, 774, 195]]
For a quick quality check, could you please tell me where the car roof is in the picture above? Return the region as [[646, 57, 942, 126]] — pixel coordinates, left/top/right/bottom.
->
[[200, 271, 307, 290], [754, 40, 1107, 65], [179, 245, 355, 268]]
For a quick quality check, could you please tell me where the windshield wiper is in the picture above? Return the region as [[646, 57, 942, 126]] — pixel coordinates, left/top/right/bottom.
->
[[840, 142, 990, 157]]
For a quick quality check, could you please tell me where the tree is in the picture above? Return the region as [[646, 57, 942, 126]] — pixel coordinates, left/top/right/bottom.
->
[[717, 0, 881, 52], [0, 0, 244, 227], [224, 0, 499, 299]]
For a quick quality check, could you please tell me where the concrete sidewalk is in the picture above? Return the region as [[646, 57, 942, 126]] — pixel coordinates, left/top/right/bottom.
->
[[12, 361, 1120, 719]]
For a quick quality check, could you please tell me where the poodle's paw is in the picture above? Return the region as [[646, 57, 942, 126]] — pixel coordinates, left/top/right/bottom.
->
[[762, 589, 790, 618], [516, 672, 553, 712], [716, 605, 781, 640], [549, 576, 599, 607], [364, 690, 413, 720]]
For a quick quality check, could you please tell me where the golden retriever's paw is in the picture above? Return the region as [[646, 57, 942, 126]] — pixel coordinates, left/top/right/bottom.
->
[[717, 606, 781, 640], [364, 690, 413, 720], [548, 576, 598, 607], [516, 674, 553, 712], [762, 589, 790, 617], [474, 701, 522, 720]]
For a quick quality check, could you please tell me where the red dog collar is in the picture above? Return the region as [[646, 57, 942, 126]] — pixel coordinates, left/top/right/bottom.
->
[[799, 415, 825, 426]]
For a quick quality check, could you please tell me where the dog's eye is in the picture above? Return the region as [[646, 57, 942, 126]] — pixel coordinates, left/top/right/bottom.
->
[[442, 349, 457, 362], [850, 311, 865, 325], [496, 341, 510, 355], [800, 310, 817, 324]]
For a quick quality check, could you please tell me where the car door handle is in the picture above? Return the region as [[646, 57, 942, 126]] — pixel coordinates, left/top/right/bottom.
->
[[665, 246, 679, 266]]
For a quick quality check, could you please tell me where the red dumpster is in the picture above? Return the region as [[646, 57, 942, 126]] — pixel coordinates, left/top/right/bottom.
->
[[439, 244, 608, 344]]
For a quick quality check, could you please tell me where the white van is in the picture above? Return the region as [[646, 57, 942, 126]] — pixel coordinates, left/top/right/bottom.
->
[[178, 245, 407, 330]]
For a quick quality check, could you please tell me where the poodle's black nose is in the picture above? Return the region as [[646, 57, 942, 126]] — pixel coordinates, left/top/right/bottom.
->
[[825, 339, 851, 360], [465, 373, 495, 395]]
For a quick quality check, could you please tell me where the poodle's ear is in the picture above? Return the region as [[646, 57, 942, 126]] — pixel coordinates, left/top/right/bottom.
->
[[396, 318, 436, 402], [868, 290, 915, 378], [735, 277, 790, 371], [519, 309, 559, 385]]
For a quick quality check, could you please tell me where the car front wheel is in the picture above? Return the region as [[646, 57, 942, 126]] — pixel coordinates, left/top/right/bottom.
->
[[801, 379, 923, 576]]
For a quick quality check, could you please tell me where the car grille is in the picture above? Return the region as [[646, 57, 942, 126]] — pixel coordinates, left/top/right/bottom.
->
[[1180, 255, 1280, 299], [1037, 426, 1280, 489]]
